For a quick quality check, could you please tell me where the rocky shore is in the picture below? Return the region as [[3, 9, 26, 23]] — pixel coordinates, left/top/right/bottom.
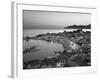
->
[[23, 29, 91, 69]]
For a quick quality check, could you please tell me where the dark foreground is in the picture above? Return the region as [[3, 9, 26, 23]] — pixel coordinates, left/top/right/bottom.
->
[[23, 29, 91, 69]]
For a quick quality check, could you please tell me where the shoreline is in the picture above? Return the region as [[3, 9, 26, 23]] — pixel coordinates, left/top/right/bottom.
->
[[23, 29, 91, 69]]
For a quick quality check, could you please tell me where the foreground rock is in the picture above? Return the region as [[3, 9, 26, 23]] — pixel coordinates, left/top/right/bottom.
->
[[23, 29, 91, 69]]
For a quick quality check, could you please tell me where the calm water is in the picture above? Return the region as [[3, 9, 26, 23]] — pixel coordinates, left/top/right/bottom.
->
[[23, 29, 91, 37], [23, 29, 66, 37], [23, 39, 64, 62], [23, 29, 90, 62]]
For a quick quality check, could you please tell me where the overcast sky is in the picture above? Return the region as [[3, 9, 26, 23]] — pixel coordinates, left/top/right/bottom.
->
[[23, 10, 91, 29]]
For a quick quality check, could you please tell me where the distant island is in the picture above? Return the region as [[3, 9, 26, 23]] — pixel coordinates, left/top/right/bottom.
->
[[64, 24, 91, 29]]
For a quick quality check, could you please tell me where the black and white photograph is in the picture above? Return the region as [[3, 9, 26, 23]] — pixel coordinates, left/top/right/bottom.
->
[[23, 10, 91, 69]]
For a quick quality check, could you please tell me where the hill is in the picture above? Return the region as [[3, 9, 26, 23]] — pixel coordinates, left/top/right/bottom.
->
[[64, 24, 91, 29]]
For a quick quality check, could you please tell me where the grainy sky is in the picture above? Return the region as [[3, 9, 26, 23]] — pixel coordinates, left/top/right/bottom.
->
[[23, 10, 91, 29]]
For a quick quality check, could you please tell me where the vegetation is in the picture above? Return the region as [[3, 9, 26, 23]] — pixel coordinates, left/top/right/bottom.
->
[[64, 24, 91, 29]]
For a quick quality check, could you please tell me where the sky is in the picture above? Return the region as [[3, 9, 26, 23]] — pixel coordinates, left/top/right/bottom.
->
[[23, 10, 91, 29]]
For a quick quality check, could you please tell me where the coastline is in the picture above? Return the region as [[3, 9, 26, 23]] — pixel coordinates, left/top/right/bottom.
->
[[23, 29, 91, 69]]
